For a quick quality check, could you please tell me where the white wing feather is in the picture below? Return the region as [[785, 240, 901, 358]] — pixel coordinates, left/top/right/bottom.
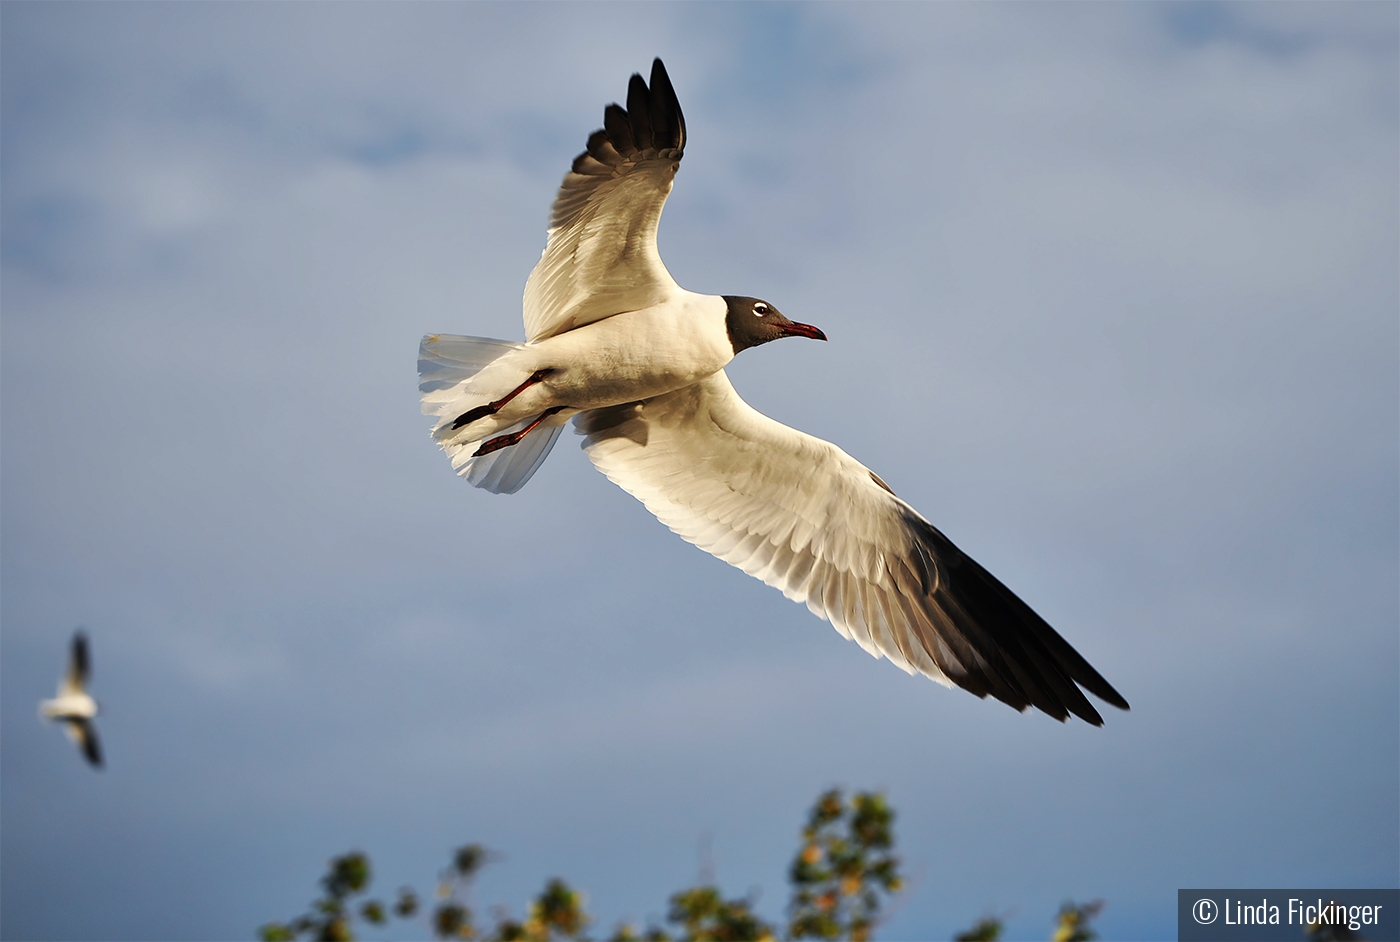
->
[[575, 372, 1129, 724], [522, 60, 686, 342], [577, 372, 939, 668]]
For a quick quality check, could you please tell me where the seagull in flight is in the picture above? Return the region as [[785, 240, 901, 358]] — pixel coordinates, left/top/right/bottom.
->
[[40, 630, 103, 768], [420, 59, 1129, 724]]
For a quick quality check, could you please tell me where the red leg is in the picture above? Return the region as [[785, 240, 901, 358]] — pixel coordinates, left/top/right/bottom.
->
[[452, 369, 555, 430], [473, 406, 566, 456]]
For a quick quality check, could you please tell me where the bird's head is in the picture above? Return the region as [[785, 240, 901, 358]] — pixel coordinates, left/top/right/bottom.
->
[[723, 296, 827, 354]]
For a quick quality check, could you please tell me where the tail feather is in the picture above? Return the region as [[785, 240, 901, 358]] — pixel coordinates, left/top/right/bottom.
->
[[457, 413, 568, 494], [418, 333, 563, 494], [419, 333, 525, 406]]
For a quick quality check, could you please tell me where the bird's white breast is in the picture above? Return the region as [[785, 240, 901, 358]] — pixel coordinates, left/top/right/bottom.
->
[[530, 292, 734, 410], [41, 693, 96, 719]]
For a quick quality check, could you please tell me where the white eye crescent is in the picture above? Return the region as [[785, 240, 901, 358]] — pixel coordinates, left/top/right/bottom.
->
[[753, 302, 769, 316]]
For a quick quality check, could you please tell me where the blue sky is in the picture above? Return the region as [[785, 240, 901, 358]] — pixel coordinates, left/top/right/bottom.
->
[[2, 3, 1396, 940]]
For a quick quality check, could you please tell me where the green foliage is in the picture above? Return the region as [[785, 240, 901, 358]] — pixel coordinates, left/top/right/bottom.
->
[[259, 851, 387, 942], [258, 845, 499, 941], [665, 885, 776, 941], [787, 790, 901, 941], [953, 916, 1003, 941], [260, 788, 1103, 942], [1051, 900, 1103, 942], [394, 888, 420, 919], [431, 843, 491, 939], [482, 877, 590, 941], [531, 878, 589, 939], [607, 923, 671, 942], [954, 901, 1103, 942], [435, 903, 470, 940], [358, 901, 385, 926], [454, 845, 488, 879], [324, 854, 371, 898]]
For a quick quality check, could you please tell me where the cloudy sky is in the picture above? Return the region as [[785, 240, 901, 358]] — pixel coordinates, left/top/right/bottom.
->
[[3, 3, 1396, 940]]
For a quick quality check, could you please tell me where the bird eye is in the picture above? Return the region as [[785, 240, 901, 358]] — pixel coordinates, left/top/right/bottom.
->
[[753, 302, 769, 316]]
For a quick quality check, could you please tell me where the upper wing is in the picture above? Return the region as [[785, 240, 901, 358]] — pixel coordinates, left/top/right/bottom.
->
[[522, 58, 686, 342], [63, 631, 90, 696], [575, 372, 1130, 725]]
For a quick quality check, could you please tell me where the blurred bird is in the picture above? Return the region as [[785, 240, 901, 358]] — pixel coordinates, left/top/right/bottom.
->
[[419, 59, 1129, 725], [39, 631, 103, 768]]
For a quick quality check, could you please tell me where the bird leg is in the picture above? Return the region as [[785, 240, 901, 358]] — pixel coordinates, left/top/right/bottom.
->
[[473, 406, 566, 456], [452, 369, 555, 430]]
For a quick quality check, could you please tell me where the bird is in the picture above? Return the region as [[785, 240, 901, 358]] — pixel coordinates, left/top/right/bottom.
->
[[39, 630, 103, 768], [419, 58, 1129, 725]]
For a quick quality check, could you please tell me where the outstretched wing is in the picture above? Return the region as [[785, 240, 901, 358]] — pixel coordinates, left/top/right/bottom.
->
[[575, 372, 1130, 725], [63, 631, 90, 696], [522, 58, 686, 342]]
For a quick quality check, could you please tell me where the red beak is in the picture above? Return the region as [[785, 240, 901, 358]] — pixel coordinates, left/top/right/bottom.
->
[[780, 321, 827, 341]]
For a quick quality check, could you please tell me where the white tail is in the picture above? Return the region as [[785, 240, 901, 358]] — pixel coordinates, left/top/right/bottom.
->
[[418, 334, 566, 495]]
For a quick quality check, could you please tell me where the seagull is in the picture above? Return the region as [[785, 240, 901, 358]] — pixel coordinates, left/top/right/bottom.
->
[[40, 630, 103, 768], [419, 59, 1129, 725]]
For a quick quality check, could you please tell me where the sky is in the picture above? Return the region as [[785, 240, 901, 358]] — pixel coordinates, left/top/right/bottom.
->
[[2, 3, 1396, 940]]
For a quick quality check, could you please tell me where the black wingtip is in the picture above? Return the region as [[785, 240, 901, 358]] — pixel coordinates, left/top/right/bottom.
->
[[626, 72, 653, 151], [571, 59, 687, 180], [647, 58, 685, 153], [72, 629, 91, 680], [901, 513, 1129, 725], [1101, 687, 1131, 713], [72, 719, 103, 768]]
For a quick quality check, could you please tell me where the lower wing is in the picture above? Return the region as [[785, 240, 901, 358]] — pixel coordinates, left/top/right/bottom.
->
[[575, 371, 1128, 725]]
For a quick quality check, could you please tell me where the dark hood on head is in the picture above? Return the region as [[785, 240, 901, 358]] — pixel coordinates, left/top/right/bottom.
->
[[723, 296, 827, 354]]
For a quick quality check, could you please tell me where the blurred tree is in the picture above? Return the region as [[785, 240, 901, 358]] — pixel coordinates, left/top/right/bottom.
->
[[786, 790, 901, 941], [259, 842, 587, 942], [952, 899, 1104, 942], [953, 916, 1004, 941], [430, 842, 490, 940], [1051, 900, 1103, 942], [486, 877, 590, 941], [260, 788, 1100, 942], [661, 885, 777, 941], [259, 851, 405, 942]]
